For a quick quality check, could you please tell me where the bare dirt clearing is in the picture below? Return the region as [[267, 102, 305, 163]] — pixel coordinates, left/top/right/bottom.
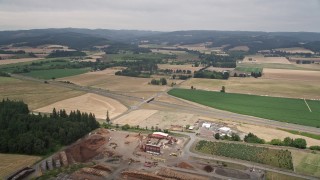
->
[[0, 58, 43, 65], [114, 110, 198, 130], [0, 77, 84, 110], [0, 153, 41, 179], [237, 124, 320, 147], [35, 93, 127, 120], [263, 68, 320, 81], [242, 55, 291, 64], [180, 77, 320, 99]]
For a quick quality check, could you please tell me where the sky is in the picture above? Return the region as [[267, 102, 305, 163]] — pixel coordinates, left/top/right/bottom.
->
[[0, 0, 319, 32]]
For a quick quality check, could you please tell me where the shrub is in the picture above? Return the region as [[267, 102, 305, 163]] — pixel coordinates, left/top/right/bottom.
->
[[310, 146, 320, 151], [244, 133, 265, 144], [121, 124, 130, 130]]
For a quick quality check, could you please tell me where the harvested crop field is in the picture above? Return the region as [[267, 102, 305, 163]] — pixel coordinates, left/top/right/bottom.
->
[[180, 77, 320, 99], [113, 109, 158, 125], [35, 93, 127, 120], [114, 110, 198, 129], [242, 55, 291, 64], [0, 153, 41, 179], [60, 68, 168, 98], [0, 58, 43, 65], [263, 68, 320, 82], [237, 124, 320, 147], [0, 77, 84, 110]]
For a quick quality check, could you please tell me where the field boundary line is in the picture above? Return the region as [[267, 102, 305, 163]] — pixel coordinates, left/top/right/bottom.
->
[[304, 99, 312, 112]]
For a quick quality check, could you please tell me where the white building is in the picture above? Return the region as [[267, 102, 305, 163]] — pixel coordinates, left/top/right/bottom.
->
[[188, 126, 194, 130], [202, 122, 211, 128], [219, 127, 231, 133]]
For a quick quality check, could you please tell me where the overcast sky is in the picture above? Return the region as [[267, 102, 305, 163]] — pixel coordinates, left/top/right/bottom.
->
[[0, 0, 319, 32]]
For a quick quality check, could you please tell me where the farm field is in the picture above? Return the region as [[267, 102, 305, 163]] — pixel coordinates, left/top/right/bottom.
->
[[22, 68, 90, 79], [237, 124, 320, 147], [113, 109, 198, 130], [35, 93, 127, 120], [263, 68, 320, 82], [0, 153, 41, 179], [195, 140, 294, 170], [60, 68, 171, 98], [0, 77, 84, 110], [179, 77, 320, 99], [242, 55, 291, 64], [291, 150, 320, 177], [229, 46, 249, 52], [265, 171, 305, 180], [168, 88, 320, 127], [0, 58, 43, 65]]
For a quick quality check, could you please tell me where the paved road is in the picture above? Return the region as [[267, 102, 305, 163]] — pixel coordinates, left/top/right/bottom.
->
[[176, 131, 318, 180], [11, 74, 320, 135]]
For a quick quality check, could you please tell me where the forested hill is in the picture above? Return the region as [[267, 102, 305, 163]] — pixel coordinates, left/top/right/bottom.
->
[[0, 99, 100, 155]]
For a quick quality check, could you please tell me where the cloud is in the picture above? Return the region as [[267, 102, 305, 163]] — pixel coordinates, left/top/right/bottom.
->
[[0, 0, 319, 32]]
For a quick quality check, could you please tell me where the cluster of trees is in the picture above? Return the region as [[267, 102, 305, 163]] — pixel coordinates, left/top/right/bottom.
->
[[115, 60, 158, 78], [244, 133, 266, 144], [214, 133, 240, 141], [0, 71, 10, 77], [202, 54, 239, 68], [251, 72, 262, 78], [194, 70, 229, 79], [104, 43, 151, 54], [150, 78, 167, 85], [102, 123, 170, 133], [158, 69, 192, 75], [270, 137, 307, 149], [0, 99, 99, 155], [0, 49, 26, 54], [47, 50, 87, 58], [172, 74, 192, 80]]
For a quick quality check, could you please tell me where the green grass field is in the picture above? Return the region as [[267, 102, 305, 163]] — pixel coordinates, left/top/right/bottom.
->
[[168, 88, 320, 127], [279, 129, 320, 140], [235, 66, 263, 73], [23, 68, 90, 79]]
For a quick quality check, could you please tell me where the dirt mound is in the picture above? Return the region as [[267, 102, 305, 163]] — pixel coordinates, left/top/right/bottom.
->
[[122, 171, 165, 180], [177, 162, 194, 170], [95, 128, 109, 135], [158, 168, 208, 180], [66, 134, 107, 162], [203, 165, 213, 172]]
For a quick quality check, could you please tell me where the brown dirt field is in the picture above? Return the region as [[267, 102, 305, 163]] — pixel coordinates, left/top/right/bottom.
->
[[229, 46, 250, 52], [275, 47, 314, 54], [115, 110, 198, 130], [0, 154, 41, 179], [157, 168, 208, 180], [177, 162, 194, 170], [237, 124, 320, 147], [157, 64, 203, 72], [179, 77, 320, 99], [60, 68, 168, 98], [113, 109, 158, 125], [0, 77, 85, 110], [0, 58, 43, 65], [35, 93, 127, 119], [242, 55, 291, 64], [263, 68, 320, 81]]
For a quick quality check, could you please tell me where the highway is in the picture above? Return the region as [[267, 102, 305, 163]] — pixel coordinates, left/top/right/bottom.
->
[[11, 73, 320, 135]]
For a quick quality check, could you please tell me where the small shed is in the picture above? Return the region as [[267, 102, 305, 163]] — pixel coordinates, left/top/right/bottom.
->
[[202, 122, 211, 128]]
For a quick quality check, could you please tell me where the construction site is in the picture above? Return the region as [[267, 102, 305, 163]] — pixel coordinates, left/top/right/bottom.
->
[[17, 128, 265, 180]]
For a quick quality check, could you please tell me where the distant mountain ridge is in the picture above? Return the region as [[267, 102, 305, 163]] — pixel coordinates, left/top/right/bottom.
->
[[1, 28, 320, 52]]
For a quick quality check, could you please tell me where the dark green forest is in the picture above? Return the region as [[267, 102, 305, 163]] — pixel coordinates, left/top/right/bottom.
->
[[0, 99, 100, 155]]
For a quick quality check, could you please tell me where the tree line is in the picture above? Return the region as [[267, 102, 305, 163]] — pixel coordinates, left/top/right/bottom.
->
[[0, 99, 99, 155]]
